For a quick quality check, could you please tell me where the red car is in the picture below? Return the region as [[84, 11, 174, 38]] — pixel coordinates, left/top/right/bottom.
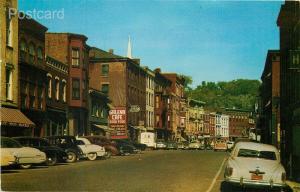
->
[[81, 136, 119, 157]]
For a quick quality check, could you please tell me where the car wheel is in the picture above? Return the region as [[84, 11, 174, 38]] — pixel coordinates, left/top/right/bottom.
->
[[46, 154, 57, 166], [105, 151, 112, 159], [87, 153, 97, 161], [66, 151, 77, 163], [19, 164, 32, 169]]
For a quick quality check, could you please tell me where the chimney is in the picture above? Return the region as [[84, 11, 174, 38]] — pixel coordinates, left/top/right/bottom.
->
[[108, 49, 114, 54], [154, 68, 161, 73]]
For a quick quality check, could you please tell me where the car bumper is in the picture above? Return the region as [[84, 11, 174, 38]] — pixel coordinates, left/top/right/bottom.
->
[[225, 177, 286, 188], [96, 151, 106, 157]]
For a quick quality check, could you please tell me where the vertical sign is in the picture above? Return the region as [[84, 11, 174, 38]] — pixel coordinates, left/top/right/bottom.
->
[[109, 107, 127, 139]]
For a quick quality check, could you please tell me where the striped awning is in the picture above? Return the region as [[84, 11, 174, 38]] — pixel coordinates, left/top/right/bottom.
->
[[0, 107, 35, 128]]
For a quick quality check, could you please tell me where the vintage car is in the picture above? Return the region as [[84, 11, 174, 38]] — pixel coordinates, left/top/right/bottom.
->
[[82, 136, 119, 157], [112, 139, 139, 155], [0, 149, 18, 167], [1, 137, 46, 169], [14, 137, 68, 166], [76, 138, 106, 160], [45, 136, 84, 163], [224, 142, 286, 190], [188, 140, 204, 150], [214, 138, 227, 151], [155, 140, 167, 149], [166, 141, 178, 150], [177, 141, 190, 150]]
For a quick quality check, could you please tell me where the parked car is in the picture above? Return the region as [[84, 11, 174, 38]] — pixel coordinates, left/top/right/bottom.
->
[[1, 137, 46, 169], [166, 141, 178, 150], [14, 137, 68, 166], [82, 136, 119, 157], [121, 139, 147, 151], [112, 139, 139, 155], [214, 138, 227, 151], [188, 140, 203, 150], [45, 136, 83, 163], [0, 148, 18, 167], [224, 142, 287, 190], [177, 141, 189, 150], [140, 132, 156, 148], [226, 141, 235, 151], [155, 140, 167, 149], [76, 138, 106, 160]]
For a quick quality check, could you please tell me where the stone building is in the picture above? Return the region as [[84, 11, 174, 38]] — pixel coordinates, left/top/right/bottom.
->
[[259, 50, 281, 147], [18, 16, 48, 137], [89, 47, 146, 140], [186, 99, 205, 140], [45, 55, 69, 136], [161, 73, 186, 141], [0, 0, 35, 136], [277, 0, 300, 181], [154, 68, 172, 140], [45, 33, 89, 136], [144, 67, 155, 132]]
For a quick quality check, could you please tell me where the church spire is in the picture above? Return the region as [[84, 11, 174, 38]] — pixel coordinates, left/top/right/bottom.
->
[[127, 35, 132, 59]]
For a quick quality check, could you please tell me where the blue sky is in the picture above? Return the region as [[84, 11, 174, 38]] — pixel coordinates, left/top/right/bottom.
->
[[19, 0, 283, 87]]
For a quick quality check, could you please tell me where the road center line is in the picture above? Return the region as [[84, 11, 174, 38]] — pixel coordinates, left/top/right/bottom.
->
[[205, 157, 227, 192]]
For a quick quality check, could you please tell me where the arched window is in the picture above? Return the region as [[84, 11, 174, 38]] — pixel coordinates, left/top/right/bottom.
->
[[29, 43, 36, 63], [62, 80, 67, 102], [55, 77, 60, 100], [47, 78, 52, 98]]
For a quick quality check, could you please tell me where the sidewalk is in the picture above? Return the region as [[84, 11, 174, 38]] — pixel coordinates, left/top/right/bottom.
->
[[286, 180, 300, 192]]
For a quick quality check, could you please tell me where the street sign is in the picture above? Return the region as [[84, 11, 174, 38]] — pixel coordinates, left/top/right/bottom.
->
[[129, 105, 140, 113]]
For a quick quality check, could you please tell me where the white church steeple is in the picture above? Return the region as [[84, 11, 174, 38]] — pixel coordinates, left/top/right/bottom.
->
[[127, 35, 132, 59]]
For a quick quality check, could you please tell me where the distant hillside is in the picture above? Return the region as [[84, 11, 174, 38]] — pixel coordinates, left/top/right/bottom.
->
[[185, 79, 261, 111]]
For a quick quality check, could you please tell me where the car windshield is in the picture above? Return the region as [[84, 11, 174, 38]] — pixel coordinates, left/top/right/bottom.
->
[[237, 148, 277, 160], [1, 138, 22, 148]]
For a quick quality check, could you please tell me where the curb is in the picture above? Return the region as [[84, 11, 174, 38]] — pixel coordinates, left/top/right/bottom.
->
[[286, 181, 300, 192]]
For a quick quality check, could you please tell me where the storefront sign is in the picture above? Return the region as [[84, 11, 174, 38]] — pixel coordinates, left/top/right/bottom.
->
[[109, 107, 127, 139]]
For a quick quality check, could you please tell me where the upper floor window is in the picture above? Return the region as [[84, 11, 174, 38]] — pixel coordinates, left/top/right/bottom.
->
[[37, 47, 43, 64], [55, 78, 59, 100], [155, 96, 159, 108], [29, 43, 36, 63], [102, 64, 109, 76], [6, 11, 13, 47], [101, 84, 109, 94], [47, 75, 52, 99], [71, 48, 80, 67], [62, 80, 66, 102], [72, 78, 80, 100], [5, 67, 13, 100]]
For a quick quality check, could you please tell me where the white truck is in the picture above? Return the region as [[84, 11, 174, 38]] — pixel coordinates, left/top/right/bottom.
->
[[140, 132, 155, 148]]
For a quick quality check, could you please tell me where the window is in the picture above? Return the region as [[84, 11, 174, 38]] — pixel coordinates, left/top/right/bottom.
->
[[47, 77, 52, 98], [72, 79, 80, 99], [155, 96, 159, 108], [37, 86, 43, 110], [37, 47, 43, 64], [156, 115, 160, 127], [29, 84, 35, 109], [101, 64, 109, 76], [62, 81, 66, 102], [5, 67, 13, 100], [29, 43, 36, 63], [101, 84, 109, 94], [6, 11, 13, 47], [20, 40, 27, 60], [71, 48, 80, 67], [55, 78, 59, 100]]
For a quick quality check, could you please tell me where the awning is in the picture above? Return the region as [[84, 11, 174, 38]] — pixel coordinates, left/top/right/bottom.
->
[[93, 124, 113, 131], [0, 107, 35, 128]]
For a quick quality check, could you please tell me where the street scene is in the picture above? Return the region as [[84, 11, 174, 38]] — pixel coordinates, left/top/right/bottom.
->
[[0, 0, 300, 191]]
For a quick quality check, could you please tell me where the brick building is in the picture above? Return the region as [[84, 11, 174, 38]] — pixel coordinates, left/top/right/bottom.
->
[[277, 0, 300, 181], [0, 0, 35, 136], [45, 56, 69, 136], [45, 33, 89, 136], [186, 99, 205, 140], [89, 47, 146, 140], [154, 68, 172, 140], [18, 16, 48, 137], [259, 50, 280, 147]]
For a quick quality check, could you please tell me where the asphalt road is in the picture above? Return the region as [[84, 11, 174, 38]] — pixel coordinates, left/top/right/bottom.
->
[[1, 150, 229, 192]]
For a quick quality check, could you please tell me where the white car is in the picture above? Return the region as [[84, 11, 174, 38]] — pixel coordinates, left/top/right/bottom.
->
[[1, 149, 18, 167], [224, 142, 286, 189], [188, 141, 203, 150], [1, 137, 46, 169], [76, 138, 106, 161]]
